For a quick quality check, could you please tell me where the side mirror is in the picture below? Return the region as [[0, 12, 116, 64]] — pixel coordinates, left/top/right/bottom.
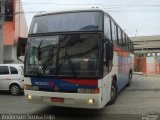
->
[[17, 37, 27, 63], [105, 41, 113, 67]]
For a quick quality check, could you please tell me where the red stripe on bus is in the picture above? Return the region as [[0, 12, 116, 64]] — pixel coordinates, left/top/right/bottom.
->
[[114, 47, 129, 57], [62, 79, 98, 86]]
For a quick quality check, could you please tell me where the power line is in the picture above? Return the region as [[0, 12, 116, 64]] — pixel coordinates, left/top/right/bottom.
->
[[1, 0, 160, 7], [2, 1, 160, 7], [1, 9, 160, 16], [20, 2, 160, 7], [1, 1, 160, 16]]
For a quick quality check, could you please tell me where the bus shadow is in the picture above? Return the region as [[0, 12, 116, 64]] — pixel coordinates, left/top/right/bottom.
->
[[0, 90, 24, 96], [0, 91, 10, 95], [33, 106, 140, 120], [34, 106, 105, 120]]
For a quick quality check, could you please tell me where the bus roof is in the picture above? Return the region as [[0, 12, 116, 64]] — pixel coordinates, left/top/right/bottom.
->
[[34, 8, 105, 17]]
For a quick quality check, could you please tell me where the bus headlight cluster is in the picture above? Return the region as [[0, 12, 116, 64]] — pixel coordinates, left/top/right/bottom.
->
[[88, 99, 94, 104], [78, 88, 99, 94], [24, 85, 39, 91], [27, 94, 32, 100]]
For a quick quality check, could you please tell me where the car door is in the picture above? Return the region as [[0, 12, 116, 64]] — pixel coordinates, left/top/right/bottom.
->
[[9, 66, 20, 83], [0, 66, 10, 90]]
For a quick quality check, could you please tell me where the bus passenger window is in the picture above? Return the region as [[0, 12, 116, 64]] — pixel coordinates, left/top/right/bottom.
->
[[104, 16, 111, 40], [111, 21, 118, 44], [118, 28, 122, 47], [122, 33, 126, 49]]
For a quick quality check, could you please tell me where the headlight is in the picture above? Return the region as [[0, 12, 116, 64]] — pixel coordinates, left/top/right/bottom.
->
[[27, 94, 32, 100], [78, 88, 99, 94], [88, 99, 94, 104], [24, 85, 39, 91]]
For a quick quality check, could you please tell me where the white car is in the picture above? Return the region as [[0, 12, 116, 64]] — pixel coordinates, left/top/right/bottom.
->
[[0, 64, 24, 95]]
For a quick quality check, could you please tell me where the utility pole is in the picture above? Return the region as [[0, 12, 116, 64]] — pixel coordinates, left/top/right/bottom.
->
[[0, 0, 5, 64]]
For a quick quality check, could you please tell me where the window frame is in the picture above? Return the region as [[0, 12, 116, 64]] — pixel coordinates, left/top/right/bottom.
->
[[122, 32, 125, 49], [30, 11, 103, 34], [10, 66, 19, 75], [104, 15, 112, 40], [126, 37, 130, 51], [0, 66, 10, 75], [111, 20, 118, 44], [128, 40, 130, 51], [117, 27, 123, 46]]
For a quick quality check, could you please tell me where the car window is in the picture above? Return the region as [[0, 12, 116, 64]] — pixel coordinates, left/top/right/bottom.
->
[[0, 66, 9, 75], [10, 66, 18, 74]]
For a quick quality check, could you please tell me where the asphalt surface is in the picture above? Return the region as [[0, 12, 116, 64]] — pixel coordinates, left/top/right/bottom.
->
[[0, 75, 160, 120]]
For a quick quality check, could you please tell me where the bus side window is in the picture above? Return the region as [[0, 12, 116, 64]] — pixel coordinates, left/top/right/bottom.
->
[[126, 37, 128, 50], [129, 40, 131, 52], [127, 37, 130, 51], [128, 40, 129, 51], [132, 42, 134, 52], [104, 15, 111, 40], [111, 20, 118, 44], [125, 36, 128, 50], [122, 32, 125, 49], [131, 41, 133, 52], [130, 41, 132, 52], [117, 27, 122, 47]]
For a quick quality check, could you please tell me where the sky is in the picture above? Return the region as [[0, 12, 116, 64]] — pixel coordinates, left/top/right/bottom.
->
[[21, 0, 160, 37]]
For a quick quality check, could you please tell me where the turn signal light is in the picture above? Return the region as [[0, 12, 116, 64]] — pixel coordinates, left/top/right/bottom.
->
[[78, 88, 100, 94]]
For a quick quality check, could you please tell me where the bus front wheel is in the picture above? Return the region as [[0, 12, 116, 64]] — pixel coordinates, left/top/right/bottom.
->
[[108, 81, 118, 105]]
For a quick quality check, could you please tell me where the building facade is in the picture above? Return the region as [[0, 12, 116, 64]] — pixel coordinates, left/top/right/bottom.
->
[[132, 35, 160, 75], [1, 0, 28, 63]]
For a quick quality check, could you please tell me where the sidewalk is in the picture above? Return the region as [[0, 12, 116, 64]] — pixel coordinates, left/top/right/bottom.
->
[[133, 72, 143, 75], [133, 72, 160, 77]]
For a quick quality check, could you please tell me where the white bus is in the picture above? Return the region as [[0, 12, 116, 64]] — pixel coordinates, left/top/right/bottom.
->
[[22, 9, 134, 109]]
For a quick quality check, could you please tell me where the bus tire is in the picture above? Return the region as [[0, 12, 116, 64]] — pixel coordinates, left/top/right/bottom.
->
[[108, 81, 118, 105], [126, 72, 132, 87]]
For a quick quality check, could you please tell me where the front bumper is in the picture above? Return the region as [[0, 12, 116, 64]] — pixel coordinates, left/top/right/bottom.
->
[[25, 90, 102, 109]]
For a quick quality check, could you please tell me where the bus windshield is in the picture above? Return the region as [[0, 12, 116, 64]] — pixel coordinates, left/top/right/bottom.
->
[[29, 11, 103, 34], [25, 33, 101, 77]]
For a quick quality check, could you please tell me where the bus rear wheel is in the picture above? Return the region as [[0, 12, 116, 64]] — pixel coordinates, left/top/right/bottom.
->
[[108, 81, 118, 105], [126, 72, 132, 87]]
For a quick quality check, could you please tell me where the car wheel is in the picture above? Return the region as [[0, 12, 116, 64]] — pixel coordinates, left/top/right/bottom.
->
[[10, 84, 21, 95], [108, 81, 118, 105]]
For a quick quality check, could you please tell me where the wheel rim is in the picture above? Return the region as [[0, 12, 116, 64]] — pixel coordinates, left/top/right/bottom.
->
[[11, 86, 19, 95], [111, 86, 116, 99]]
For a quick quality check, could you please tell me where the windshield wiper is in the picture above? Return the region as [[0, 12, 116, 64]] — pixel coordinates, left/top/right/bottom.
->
[[38, 44, 56, 75], [37, 39, 44, 61], [35, 38, 57, 75], [64, 49, 77, 77], [56, 36, 78, 77]]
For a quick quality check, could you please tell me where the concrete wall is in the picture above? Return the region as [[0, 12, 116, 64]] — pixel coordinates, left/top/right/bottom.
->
[[146, 57, 160, 75], [14, 0, 28, 41], [135, 56, 160, 75], [146, 57, 156, 75], [132, 36, 160, 55], [3, 45, 17, 63]]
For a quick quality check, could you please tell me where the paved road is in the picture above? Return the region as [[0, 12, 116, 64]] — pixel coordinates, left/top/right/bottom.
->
[[0, 75, 160, 120]]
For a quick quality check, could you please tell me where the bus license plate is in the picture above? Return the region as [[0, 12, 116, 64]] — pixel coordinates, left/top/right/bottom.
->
[[51, 97, 64, 103]]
